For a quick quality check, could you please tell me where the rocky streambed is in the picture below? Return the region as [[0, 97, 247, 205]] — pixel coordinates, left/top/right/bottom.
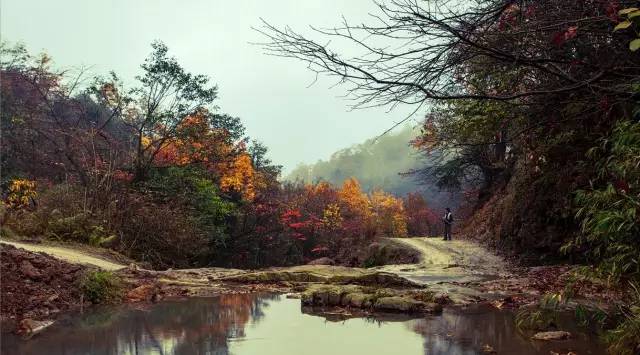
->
[[1, 237, 625, 351]]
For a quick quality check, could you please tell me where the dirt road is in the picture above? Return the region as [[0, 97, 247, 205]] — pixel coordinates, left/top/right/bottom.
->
[[378, 238, 513, 301], [0, 240, 126, 271], [385, 237, 508, 272]]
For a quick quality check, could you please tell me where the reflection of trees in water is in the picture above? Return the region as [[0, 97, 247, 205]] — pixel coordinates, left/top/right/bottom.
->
[[122, 293, 278, 355], [407, 306, 600, 355], [13, 293, 279, 355], [410, 308, 514, 355]]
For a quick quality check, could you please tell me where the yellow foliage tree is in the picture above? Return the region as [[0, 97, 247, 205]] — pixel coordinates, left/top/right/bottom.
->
[[220, 153, 256, 200], [6, 179, 37, 209], [337, 177, 371, 218], [322, 203, 343, 230], [370, 189, 408, 237]]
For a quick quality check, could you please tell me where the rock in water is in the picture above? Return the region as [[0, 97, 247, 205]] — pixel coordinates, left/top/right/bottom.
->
[[126, 283, 163, 303], [482, 344, 497, 354], [531, 331, 571, 340], [16, 319, 55, 337]]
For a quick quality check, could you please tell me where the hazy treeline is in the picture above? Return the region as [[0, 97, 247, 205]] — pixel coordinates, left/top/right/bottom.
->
[[287, 125, 459, 210]]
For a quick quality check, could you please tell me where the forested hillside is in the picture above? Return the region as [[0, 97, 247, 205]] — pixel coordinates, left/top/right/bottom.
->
[[287, 125, 460, 210], [0, 42, 435, 270]]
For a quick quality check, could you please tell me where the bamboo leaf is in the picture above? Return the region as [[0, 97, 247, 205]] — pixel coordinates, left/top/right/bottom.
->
[[614, 21, 633, 31], [619, 8, 640, 15]]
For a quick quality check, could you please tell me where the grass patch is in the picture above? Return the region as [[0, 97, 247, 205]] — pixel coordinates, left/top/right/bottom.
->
[[80, 270, 123, 304]]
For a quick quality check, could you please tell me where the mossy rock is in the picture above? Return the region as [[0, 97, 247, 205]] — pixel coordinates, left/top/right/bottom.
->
[[224, 267, 421, 289], [328, 272, 422, 288], [225, 271, 327, 283], [301, 284, 364, 306], [342, 293, 374, 308], [300, 284, 441, 314], [373, 296, 442, 314]]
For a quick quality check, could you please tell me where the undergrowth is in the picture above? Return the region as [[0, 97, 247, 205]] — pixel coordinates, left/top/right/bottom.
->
[[79, 270, 124, 304]]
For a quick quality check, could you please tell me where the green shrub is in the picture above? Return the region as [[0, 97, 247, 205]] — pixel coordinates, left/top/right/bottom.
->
[[515, 293, 566, 331], [566, 120, 640, 284], [3, 184, 115, 245], [362, 246, 389, 268], [603, 284, 640, 354], [80, 270, 123, 304], [143, 167, 236, 248]]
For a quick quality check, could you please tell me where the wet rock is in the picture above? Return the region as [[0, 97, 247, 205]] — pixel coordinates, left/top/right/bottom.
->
[[433, 293, 452, 305], [16, 319, 55, 337], [307, 257, 335, 266], [482, 344, 497, 354], [227, 271, 326, 283], [223, 266, 422, 288], [531, 331, 571, 341], [342, 293, 373, 308], [328, 272, 422, 288], [301, 285, 364, 307], [373, 296, 442, 313], [126, 283, 163, 303], [300, 283, 442, 314], [302, 285, 348, 306]]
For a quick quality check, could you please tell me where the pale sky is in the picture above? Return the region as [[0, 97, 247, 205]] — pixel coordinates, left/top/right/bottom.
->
[[1, 0, 420, 174]]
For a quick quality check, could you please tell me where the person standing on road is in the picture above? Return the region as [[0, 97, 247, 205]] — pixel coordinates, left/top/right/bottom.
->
[[442, 208, 453, 241]]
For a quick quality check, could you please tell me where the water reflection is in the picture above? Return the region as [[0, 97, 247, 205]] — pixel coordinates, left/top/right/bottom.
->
[[410, 305, 604, 355], [3, 294, 276, 355], [2, 294, 604, 355]]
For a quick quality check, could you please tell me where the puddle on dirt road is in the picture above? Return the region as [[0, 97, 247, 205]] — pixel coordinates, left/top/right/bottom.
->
[[2, 294, 604, 355]]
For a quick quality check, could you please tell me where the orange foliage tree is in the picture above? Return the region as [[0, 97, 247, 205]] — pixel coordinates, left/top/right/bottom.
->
[[220, 153, 257, 201], [370, 189, 408, 237]]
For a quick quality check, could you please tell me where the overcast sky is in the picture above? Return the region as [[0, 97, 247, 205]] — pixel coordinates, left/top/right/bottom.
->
[[1, 0, 420, 173]]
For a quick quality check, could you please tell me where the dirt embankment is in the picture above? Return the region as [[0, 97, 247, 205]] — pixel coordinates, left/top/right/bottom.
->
[[1, 244, 87, 322]]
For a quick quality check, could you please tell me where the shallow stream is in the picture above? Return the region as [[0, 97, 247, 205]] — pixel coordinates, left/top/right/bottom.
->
[[2, 293, 605, 355]]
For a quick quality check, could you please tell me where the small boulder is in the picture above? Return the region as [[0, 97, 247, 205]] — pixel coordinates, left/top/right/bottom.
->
[[531, 331, 571, 341], [307, 257, 335, 266], [343, 293, 373, 308], [16, 319, 55, 337], [126, 283, 163, 303], [374, 296, 424, 313], [482, 344, 497, 354]]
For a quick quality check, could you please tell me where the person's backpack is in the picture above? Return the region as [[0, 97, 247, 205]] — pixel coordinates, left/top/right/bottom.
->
[[445, 212, 453, 223]]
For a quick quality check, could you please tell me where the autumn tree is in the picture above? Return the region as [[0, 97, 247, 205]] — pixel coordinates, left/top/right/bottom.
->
[[404, 193, 438, 237], [0, 42, 122, 185], [338, 177, 371, 219], [370, 189, 408, 237], [92, 41, 219, 181]]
